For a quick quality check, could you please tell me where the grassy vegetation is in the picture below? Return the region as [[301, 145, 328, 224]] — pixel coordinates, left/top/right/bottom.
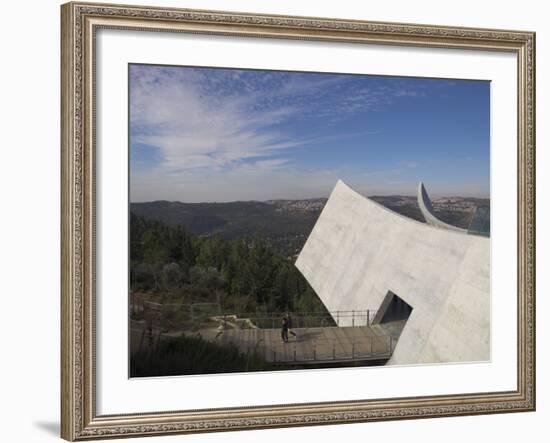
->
[[130, 334, 269, 377]]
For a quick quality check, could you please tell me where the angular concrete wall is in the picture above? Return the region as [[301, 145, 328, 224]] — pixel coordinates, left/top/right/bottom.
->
[[295, 180, 490, 365], [417, 181, 468, 233]]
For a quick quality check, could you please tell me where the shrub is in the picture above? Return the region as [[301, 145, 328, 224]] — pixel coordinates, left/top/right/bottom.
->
[[130, 334, 269, 377]]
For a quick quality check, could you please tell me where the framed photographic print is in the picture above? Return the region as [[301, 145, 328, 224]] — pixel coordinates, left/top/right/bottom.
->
[[61, 1, 536, 440]]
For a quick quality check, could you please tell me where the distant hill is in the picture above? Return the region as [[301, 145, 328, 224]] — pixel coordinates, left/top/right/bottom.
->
[[130, 199, 326, 256], [130, 195, 489, 256], [369, 195, 489, 230]]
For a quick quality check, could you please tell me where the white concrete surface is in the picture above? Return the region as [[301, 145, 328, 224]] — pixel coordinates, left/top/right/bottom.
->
[[296, 180, 490, 365], [417, 181, 468, 233]]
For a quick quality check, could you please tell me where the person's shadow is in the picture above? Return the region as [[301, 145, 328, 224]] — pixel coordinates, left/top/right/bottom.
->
[[34, 421, 59, 436]]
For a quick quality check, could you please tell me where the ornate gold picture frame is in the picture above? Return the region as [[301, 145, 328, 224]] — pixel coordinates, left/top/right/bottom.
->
[[61, 1, 535, 440]]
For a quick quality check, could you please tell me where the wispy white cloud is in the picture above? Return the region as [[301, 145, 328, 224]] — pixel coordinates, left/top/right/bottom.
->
[[129, 65, 455, 201], [130, 66, 306, 173]]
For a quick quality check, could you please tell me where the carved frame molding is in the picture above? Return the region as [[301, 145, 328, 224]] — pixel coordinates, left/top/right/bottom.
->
[[61, 2, 535, 440]]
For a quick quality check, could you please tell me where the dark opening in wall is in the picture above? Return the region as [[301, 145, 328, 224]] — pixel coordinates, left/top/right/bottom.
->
[[372, 291, 413, 324]]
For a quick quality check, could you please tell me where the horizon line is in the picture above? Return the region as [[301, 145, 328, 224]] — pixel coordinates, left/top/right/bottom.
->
[[129, 194, 491, 205]]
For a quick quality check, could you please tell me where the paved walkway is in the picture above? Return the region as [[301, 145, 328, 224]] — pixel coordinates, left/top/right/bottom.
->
[[195, 321, 405, 364]]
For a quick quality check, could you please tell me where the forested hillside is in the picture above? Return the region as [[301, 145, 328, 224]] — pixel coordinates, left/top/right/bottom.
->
[[130, 213, 326, 314], [130, 199, 324, 258]]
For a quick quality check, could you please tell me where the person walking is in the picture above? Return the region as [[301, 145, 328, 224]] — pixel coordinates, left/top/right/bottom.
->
[[281, 315, 289, 343], [287, 312, 297, 340]]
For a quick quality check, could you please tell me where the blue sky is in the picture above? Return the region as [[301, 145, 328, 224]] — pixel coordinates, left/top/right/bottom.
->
[[130, 64, 490, 202]]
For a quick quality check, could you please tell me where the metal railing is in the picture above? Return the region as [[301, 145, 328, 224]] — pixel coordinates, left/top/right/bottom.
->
[[213, 310, 377, 330], [233, 335, 396, 364], [137, 301, 377, 332]]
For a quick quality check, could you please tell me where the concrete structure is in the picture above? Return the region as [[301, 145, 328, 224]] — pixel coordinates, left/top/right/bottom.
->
[[417, 181, 468, 233], [295, 180, 490, 365]]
